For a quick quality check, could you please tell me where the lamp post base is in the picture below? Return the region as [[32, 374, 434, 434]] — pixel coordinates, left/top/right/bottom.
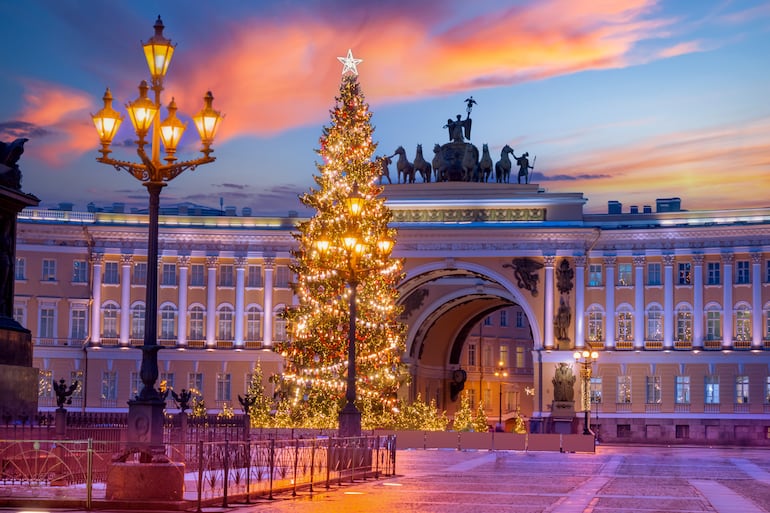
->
[[125, 398, 166, 460], [338, 402, 362, 437]]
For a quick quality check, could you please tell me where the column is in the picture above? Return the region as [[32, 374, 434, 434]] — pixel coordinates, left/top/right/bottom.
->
[[90, 253, 103, 345], [574, 256, 586, 349], [752, 253, 762, 348], [692, 254, 704, 348], [119, 254, 132, 346], [663, 254, 675, 349], [262, 258, 275, 348], [206, 256, 218, 348], [177, 255, 190, 347], [543, 255, 554, 349], [633, 255, 645, 349], [234, 257, 247, 347], [722, 253, 733, 348], [604, 256, 616, 349]]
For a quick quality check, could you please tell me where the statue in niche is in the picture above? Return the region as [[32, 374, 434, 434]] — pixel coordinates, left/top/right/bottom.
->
[[503, 258, 544, 297], [556, 259, 574, 295], [554, 296, 572, 342], [552, 362, 575, 402]]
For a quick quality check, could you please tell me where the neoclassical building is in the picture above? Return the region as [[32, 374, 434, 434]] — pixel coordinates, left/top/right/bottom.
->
[[14, 182, 770, 445]]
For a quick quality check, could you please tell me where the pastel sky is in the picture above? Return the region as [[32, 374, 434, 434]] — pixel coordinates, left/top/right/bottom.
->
[[2, 0, 769, 216]]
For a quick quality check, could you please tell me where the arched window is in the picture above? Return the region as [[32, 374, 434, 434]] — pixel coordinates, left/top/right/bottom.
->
[[586, 305, 604, 342], [617, 306, 633, 342], [131, 303, 145, 339], [735, 303, 751, 342], [102, 303, 119, 338], [273, 305, 287, 342], [675, 304, 692, 342], [705, 304, 722, 341], [646, 304, 663, 341], [218, 305, 234, 340], [189, 305, 205, 340], [246, 306, 262, 341], [160, 304, 177, 340]]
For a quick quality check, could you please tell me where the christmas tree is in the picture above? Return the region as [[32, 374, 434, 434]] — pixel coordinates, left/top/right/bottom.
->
[[277, 50, 407, 431]]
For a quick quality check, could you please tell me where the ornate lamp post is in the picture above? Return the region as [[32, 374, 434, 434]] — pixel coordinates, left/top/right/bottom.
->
[[573, 349, 598, 435], [494, 360, 508, 430], [313, 185, 393, 437], [91, 16, 223, 457]]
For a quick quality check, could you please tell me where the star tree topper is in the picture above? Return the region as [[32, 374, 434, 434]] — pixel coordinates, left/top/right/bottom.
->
[[337, 49, 362, 76]]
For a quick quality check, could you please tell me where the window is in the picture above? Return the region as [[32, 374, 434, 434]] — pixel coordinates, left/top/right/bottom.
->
[[161, 372, 175, 393], [647, 263, 661, 286], [39, 305, 56, 339], [161, 264, 176, 286], [617, 263, 632, 286], [483, 388, 491, 409], [590, 377, 602, 404], [676, 307, 692, 342], [499, 345, 509, 367], [483, 315, 493, 326], [103, 261, 119, 284], [247, 265, 262, 287], [246, 307, 261, 340], [131, 305, 145, 339], [765, 377, 770, 404], [516, 311, 523, 328], [69, 371, 84, 405], [189, 306, 205, 340], [102, 304, 118, 337], [188, 373, 203, 394], [515, 346, 525, 368], [101, 371, 117, 401], [735, 305, 751, 341], [705, 375, 720, 404], [275, 265, 291, 288], [132, 262, 147, 285], [499, 310, 508, 327], [707, 262, 720, 285], [160, 305, 176, 339], [190, 264, 205, 286], [130, 372, 142, 398], [617, 376, 632, 403], [678, 262, 691, 285], [482, 344, 492, 367], [766, 260, 770, 283], [72, 260, 88, 283], [736, 376, 749, 404], [218, 306, 233, 340], [39, 370, 53, 399], [15, 257, 26, 280], [675, 376, 690, 404], [42, 258, 56, 281], [216, 373, 232, 402], [70, 308, 87, 341], [13, 304, 25, 325], [646, 305, 663, 341], [467, 344, 476, 366], [736, 260, 750, 284], [706, 308, 722, 340], [646, 376, 662, 404], [219, 264, 234, 287], [588, 264, 602, 287], [617, 310, 633, 341], [468, 389, 476, 409], [587, 307, 603, 342], [274, 316, 287, 342]]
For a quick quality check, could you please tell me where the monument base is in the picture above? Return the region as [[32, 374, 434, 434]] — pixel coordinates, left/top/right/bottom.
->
[[105, 462, 184, 501], [551, 401, 576, 435], [0, 320, 37, 419]]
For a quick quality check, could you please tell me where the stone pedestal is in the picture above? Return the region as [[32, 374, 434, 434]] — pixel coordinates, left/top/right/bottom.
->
[[551, 401, 575, 434], [105, 462, 184, 501], [126, 399, 166, 455]]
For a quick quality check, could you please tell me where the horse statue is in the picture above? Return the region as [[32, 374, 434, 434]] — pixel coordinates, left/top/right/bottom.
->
[[495, 144, 514, 183], [432, 144, 444, 182], [376, 154, 393, 184], [394, 146, 415, 184], [413, 144, 431, 183], [461, 144, 479, 182], [478, 144, 493, 182]]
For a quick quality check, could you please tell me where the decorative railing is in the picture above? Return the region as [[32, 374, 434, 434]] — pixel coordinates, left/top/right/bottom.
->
[[644, 340, 663, 350], [703, 339, 722, 350], [615, 340, 633, 350], [674, 340, 692, 350]]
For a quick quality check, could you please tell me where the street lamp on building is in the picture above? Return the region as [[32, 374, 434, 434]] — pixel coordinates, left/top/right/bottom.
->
[[91, 16, 223, 456], [573, 349, 598, 435], [313, 184, 393, 437], [494, 360, 508, 430]]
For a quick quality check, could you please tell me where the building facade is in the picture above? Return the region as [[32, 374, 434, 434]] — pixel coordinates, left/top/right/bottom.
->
[[14, 182, 770, 445]]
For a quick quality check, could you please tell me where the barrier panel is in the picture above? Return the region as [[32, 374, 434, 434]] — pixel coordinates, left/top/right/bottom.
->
[[493, 433, 527, 451], [425, 431, 459, 449], [562, 434, 595, 453], [459, 432, 492, 450], [527, 434, 562, 451]]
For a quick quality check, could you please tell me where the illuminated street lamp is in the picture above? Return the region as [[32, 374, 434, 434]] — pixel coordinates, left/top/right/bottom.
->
[[314, 184, 393, 437], [573, 349, 599, 435], [494, 361, 508, 430], [91, 16, 223, 456]]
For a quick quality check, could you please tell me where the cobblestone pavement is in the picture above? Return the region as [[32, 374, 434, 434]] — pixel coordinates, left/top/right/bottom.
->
[[7, 444, 770, 513], [241, 445, 770, 513]]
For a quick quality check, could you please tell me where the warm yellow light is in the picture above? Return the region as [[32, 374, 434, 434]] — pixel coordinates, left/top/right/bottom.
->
[[343, 232, 358, 250], [193, 91, 223, 150], [126, 80, 158, 137], [315, 239, 330, 253], [159, 97, 187, 155], [573, 351, 581, 360], [344, 184, 365, 217], [91, 88, 123, 146], [582, 350, 590, 358], [142, 16, 175, 79], [377, 238, 394, 254], [591, 351, 599, 359]]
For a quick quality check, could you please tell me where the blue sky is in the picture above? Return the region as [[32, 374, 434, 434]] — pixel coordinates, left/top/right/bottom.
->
[[1, 0, 769, 215]]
